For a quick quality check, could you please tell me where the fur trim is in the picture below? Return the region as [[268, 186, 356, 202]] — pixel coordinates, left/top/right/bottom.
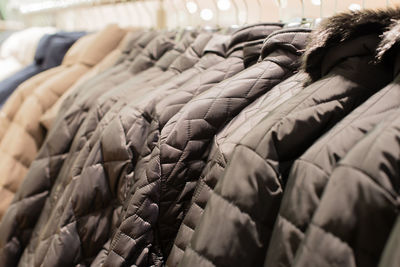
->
[[376, 19, 400, 61], [303, 7, 400, 82]]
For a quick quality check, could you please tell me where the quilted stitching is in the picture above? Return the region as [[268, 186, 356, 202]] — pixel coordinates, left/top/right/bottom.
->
[[183, 49, 392, 267]]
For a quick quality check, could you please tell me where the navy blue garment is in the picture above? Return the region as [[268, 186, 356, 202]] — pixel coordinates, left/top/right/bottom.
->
[[0, 31, 86, 107]]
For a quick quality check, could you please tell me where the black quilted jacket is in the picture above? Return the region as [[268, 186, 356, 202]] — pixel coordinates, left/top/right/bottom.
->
[[104, 26, 308, 267], [265, 14, 400, 267], [166, 70, 310, 267], [180, 9, 395, 267]]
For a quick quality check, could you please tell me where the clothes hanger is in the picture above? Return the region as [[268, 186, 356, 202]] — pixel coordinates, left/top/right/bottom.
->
[[283, 0, 312, 28], [221, 0, 242, 34], [170, 0, 180, 29], [140, 0, 155, 29], [210, 0, 222, 30], [256, 0, 263, 22], [241, 0, 249, 24], [128, 0, 144, 28], [232, 0, 240, 25]]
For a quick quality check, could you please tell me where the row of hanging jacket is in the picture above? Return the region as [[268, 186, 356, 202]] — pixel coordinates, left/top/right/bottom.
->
[[0, 6, 399, 267]]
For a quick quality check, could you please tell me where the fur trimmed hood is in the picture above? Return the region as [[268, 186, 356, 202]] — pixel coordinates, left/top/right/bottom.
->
[[303, 7, 400, 82]]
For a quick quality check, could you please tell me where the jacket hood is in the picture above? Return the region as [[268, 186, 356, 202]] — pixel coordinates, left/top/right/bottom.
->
[[243, 39, 264, 68], [227, 23, 283, 55], [261, 28, 311, 59], [303, 7, 400, 82], [260, 28, 311, 71], [202, 33, 230, 57]]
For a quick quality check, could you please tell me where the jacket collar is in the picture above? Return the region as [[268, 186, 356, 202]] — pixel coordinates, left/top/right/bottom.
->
[[226, 23, 283, 56], [303, 7, 400, 82], [260, 28, 311, 60]]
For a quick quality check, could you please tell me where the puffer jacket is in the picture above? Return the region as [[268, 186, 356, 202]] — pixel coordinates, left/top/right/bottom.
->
[[39, 29, 131, 131], [265, 15, 400, 267], [0, 25, 126, 219], [14, 32, 230, 267], [58, 32, 223, 193], [105, 25, 306, 267], [95, 24, 282, 267], [10, 32, 200, 267], [180, 9, 395, 267], [379, 216, 400, 267], [290, 19, 400, 267], [0, 30, 166, 267], [167, 70, 309, 267], [292, 109, 400, 267]]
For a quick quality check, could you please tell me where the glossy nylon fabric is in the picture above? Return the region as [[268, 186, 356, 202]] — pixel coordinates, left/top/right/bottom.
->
[[10, 31, 206, 267], [12, 32, 194, 267], [103, 24, 309, 267], [166, 70, 309, 267], [265, 18, 400, 267], [155, 28, 308, 263], [0, 30, 170, 267], [292, 108, 400, 267], [378, 216, 400, 267], [179, 15, 394, 267], [86, 32, 231, 266]]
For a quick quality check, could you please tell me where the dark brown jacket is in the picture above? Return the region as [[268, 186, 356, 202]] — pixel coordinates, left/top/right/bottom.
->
[[266, 14, 400, 267], [167, 70, 310, 267], [180, 9, 395, 267], [289, 16, 400, 267], [105, 25, 307, 267]]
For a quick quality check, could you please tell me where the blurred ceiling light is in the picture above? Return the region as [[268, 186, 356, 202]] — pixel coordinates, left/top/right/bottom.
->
[[217, 0, 231, 11], [200, 8, 214, 21], [186, 1, 198, 14], [311, 0, 321, 5], [348, 3, 361, 11]]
